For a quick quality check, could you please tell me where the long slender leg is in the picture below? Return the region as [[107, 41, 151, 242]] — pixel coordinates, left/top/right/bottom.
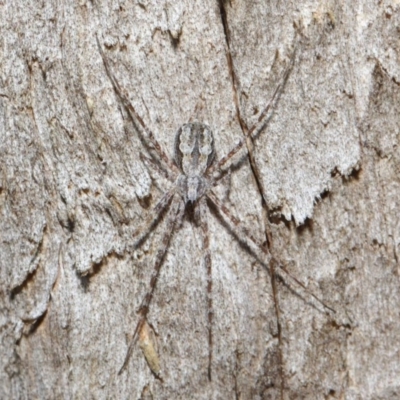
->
[[140, 152, 175, 183], [218, 0, 265, 201], [206, 189, 285, 395], [207, 191, 335, 398], [208, 49, 296, 182], [96, 36, 179, 179], [206, 191, 335, 314], [132, 189, 176, 248], [207, 192, 270, 262], [119, 196, 185, 374], [199, 197, 214, 381]]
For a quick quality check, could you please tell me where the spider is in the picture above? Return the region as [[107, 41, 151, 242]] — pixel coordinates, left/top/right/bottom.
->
[[96, 36, 334, 386]]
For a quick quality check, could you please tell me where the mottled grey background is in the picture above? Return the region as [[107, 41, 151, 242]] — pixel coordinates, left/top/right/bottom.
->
[[1, 1, 399, 399]]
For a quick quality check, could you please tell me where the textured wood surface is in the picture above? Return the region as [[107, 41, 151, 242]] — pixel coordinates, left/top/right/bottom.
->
[[1, 1, 399, 399]]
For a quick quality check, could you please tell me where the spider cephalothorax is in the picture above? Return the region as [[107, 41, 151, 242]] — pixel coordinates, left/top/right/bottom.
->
[[174, 122, 215, 203]]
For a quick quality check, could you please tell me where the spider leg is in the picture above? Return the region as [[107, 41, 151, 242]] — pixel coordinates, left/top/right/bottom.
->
[[219, 2, 261, 196], [119, 195, 185, 374], [206, 190, 285, 394], [96, 35, 179, 180], [198, 197, 214, 381], [206, 191, 335, 314], [208, 47, 296, 184], [207, 189, 335, 397], [132, 188, 176, 249], [140, 152, 175, 183], [247, 48, 296, 139], [206, 191, 336, 400]]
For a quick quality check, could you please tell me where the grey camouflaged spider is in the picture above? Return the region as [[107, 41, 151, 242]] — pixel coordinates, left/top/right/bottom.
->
[[96, 37, 334, 383]]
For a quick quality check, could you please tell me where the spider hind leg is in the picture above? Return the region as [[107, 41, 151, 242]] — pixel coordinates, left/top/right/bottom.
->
[[119, 196, 184, 374]]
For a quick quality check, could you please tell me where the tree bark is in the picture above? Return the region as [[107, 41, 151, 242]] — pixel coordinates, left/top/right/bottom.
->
[[1, 1, 399, 399]]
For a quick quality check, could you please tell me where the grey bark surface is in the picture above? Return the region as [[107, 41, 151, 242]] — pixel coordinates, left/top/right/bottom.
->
[[1, 1, 399, 399]]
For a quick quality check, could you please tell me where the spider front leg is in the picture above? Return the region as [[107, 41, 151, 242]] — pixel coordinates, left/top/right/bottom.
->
[[96, 35, 179, 180], [140, 152, 175, 183], [208, 47, 296, 183], [198, 197, 214, 381], [119, 196, 185, 374]]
